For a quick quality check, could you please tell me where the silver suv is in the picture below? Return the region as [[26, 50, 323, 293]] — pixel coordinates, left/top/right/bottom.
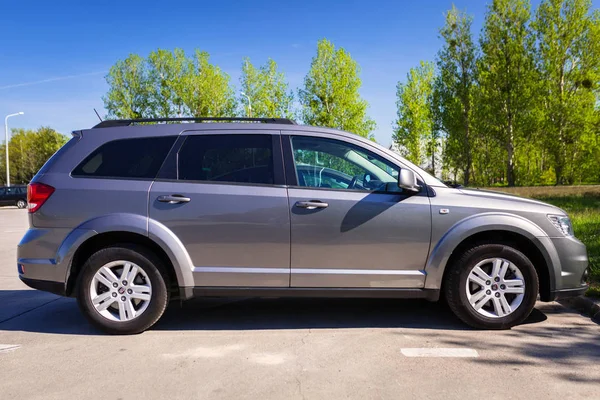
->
[[17, 117, 589, 334]]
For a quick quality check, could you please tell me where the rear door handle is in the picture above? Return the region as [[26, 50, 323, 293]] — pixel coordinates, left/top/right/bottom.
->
[[158, 195, 191, 204], [295, 200, 328, 209]]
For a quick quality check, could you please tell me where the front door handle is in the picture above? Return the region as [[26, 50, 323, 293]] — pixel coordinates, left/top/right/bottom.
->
[[295, 200, 329, 210], [158, 195, 191, 204]]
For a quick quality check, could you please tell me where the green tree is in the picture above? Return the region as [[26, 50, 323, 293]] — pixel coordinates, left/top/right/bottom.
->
[[0, 127, 68, 185], [181, 50, 237, 117], [533, 0, 600, 184], [394, 61, 437, 172], [436, 5, 479, 185], [147, 48, 191, 117], [299, 39, 376, 139], [104, 54, 154, 119], [239, 58, 294, 118], [478, 0, 539, 186], [104, 49, 237, 119]]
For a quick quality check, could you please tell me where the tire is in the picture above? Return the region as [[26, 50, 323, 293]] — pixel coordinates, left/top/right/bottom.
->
[[444, 244, 539, 330], [76, 245, 169, 334], [16, 199, 27, 209]]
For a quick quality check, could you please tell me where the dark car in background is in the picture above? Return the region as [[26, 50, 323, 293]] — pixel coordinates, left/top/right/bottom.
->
[[0, 185, 28, 208]]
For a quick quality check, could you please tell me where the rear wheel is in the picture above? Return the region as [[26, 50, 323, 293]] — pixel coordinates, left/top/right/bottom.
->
[[76, 245, 169, 334], [16, 199, 26, 209], [444, 244, 539, 329]]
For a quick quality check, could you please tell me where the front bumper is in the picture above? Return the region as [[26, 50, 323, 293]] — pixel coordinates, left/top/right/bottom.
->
[[546, 236, 589, 301], [551, 236, 588, 285], [551, 285, 589, 300]]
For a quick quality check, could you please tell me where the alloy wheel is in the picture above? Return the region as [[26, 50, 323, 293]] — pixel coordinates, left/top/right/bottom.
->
[[90, 260, 152, 322], [465, 258, 525, 318]]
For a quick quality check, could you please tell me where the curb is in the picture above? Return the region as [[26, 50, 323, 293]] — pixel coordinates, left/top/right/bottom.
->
[[559, 296, 600, 324]]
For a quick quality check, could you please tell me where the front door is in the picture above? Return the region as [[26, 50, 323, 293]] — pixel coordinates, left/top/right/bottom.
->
[[285, 134, 432, 288], [149, 132, 290, 287]]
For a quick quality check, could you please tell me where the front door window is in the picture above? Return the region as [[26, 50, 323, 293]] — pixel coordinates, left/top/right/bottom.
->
[[290, 136, 399, 192]]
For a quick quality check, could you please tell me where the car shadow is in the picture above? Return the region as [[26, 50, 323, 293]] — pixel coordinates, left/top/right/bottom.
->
[[155, 297, 471, 331], [340, 192, 405, 232], [0, 289, 549, 335]]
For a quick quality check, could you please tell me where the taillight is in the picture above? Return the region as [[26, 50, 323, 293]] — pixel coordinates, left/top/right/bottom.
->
[[27, 183, 55, 213]]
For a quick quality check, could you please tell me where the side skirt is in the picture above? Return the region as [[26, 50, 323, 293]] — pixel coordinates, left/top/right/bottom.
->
[[180, 287, 440, 302]]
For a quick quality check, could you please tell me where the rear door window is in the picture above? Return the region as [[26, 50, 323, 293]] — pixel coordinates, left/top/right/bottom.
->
[[177, 134, 274, 185], [72, 136, 176, 179]]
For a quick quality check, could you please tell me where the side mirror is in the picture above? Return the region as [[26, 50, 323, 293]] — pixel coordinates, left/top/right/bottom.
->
[[398, 169, 420, 193]]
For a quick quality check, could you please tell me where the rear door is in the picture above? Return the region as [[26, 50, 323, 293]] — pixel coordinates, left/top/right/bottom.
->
[[149, 131, 290, 287]]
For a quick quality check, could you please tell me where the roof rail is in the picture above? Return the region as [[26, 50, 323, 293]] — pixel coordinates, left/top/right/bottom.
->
[[93, 117, 297, 129]]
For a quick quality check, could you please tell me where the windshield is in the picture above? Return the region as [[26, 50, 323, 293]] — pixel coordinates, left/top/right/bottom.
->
[[403, 158, 448, 187]]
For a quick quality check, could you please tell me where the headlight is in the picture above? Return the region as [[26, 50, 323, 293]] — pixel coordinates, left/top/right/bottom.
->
[[547, 214, 574, 237]]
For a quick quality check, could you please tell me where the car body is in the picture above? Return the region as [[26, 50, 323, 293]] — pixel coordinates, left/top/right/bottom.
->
[[17, 118, 589, 333], [0, 185, 28, 208]]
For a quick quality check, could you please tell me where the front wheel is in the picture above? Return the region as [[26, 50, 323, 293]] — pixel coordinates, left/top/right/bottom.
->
[[444, 244, 539, 329], [76, 245, 169, 334]]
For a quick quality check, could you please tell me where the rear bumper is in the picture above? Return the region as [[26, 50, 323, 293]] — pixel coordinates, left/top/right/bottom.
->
[[18, 227, 96, 295], [17, 227, 73, 282], [19, 276, 66, 296]]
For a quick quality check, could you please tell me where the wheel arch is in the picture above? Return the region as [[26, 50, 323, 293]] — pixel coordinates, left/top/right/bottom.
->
[[424, 213, 560, 301], [61, 214, 194, 298]]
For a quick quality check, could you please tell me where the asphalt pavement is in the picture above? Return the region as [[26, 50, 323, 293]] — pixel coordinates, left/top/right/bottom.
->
[[0, 207, 598, 399]]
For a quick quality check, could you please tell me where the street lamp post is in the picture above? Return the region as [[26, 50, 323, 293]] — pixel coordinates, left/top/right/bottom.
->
[[240, 92, 252, 118], [4, 112, 24, 187]]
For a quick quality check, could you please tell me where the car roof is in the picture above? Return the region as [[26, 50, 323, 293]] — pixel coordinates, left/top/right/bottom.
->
[[82, 121, 363, 142], [80, 122, 369, 150], [92, 117, 297, 128]]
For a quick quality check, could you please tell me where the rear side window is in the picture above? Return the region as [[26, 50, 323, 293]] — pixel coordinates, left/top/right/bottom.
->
[[178, 134, 274, 185], [72, 137, 176, 179], [37, 137, 78, 176]]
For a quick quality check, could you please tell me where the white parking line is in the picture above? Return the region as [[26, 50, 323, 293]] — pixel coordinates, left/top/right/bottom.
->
[[0, 344, 21, 353], [401, 348, 479, 358]]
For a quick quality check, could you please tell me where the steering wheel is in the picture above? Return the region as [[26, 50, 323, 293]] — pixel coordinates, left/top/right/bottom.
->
[[348, 176, 358, 189]]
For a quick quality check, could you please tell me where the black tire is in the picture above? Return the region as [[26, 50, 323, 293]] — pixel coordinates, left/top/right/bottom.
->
[[444, 244, 539, 330], [16, 199, 27, 209], [76, 245, 169, 335]]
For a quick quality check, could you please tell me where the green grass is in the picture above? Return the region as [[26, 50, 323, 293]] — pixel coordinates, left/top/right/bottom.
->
[[486, 186, 600, 296]]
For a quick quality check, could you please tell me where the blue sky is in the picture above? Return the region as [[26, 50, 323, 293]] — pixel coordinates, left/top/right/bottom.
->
[[0, 0, 594, 146]]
